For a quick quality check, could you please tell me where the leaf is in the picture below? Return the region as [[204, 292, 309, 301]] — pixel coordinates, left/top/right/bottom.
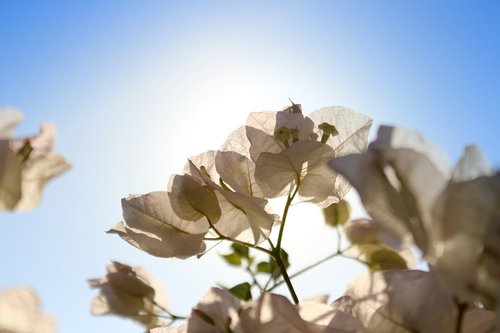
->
[[231, 243, 249, 259], [367, 248, 407, 271], [221, 253, 242, 266], [228, 282, 252, 301], [256, 262, 271, 274], [323, 200, 351, 227]]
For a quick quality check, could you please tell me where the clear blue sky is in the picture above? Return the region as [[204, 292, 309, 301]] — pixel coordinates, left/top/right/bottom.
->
[[1, 1, 499, 332]]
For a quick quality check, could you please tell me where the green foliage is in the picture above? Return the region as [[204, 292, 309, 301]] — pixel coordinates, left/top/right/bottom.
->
[[228, 282, 252, 301], [322, 200, 351, 227], [221, 253, 242, 266], [368, 248, 407, 271]]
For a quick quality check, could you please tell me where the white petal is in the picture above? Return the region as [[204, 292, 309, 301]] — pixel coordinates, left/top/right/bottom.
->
[[452, 145, 493, 182], [0, 107, 24, 138], [215, 150, 263, 197], [372, 125, 449, 176], [308, 106, 372, 156], [0, 141, 22, 210], [14, 152, 71, 211]]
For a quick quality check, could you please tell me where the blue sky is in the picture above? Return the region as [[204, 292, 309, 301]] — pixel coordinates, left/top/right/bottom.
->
[[1, 1, 499, 332]]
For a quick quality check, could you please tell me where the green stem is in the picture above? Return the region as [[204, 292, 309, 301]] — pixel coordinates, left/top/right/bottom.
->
[[276, 183, 299, 251], [269, 244, 355, 291], [206, 218, 273, 256], [273, 248, 299, 304]]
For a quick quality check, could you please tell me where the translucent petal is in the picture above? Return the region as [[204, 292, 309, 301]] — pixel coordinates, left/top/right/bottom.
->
[[0, 107, 23, 139], [452, 145, 493, 182], [215, 150, 263, 197]]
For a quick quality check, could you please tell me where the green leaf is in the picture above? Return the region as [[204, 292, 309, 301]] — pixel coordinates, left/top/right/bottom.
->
[[221, 253, 242, 266], [322, 200, 351, 227], [228, 282, 252, 301], [256, 261, 272, 273], [231, 243, 249, 259], [368, 248, 407, 271]]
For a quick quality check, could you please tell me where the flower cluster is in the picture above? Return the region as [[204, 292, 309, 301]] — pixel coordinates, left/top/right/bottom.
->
[[90, 104, 499, 333], [108, 104, 372, 257]]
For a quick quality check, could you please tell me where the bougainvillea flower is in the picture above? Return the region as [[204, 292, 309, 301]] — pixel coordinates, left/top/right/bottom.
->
[[329, 125, 500, 304], [0, 108, 70, 211], [88, 261, 168, 329], [0, 287, 56, 333]]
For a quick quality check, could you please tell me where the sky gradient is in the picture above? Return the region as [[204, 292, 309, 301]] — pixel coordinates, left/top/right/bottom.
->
[[1, 1, 499, 332]]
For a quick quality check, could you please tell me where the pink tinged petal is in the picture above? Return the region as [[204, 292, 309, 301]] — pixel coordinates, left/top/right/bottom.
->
[[452, 145, 493, 182], [215, 150, 263, 197], [0, 108, 24, 138], [0, 140, 22, 210]]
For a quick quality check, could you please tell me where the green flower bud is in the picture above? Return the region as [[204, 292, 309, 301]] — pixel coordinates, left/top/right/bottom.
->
[[322, 200, 351, 227], [319, 122, 339, 143], [274, 126, 291, 148]]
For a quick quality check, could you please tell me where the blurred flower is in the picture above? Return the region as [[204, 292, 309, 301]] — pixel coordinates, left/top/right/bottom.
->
[[329, 126, 500, 304], [0, 107, 70, 211], [342, 270, 498, 333], [88, 261, 168, 329], [156, 288, 364, 333], [0, 287, 56, 333]]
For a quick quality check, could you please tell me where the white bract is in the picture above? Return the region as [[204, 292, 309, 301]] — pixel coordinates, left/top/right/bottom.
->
[[109, 192, 208, 259], [89, 261, 168, 329]]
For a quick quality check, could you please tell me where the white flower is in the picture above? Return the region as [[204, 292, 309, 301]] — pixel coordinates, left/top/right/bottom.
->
[[0, 287, 56, 333], [0, 108, 70, 211], [343, 270, 498, 333], [246, 105, 372, 207], [88, 261, 168, 329], [329, 125, 500, 304]]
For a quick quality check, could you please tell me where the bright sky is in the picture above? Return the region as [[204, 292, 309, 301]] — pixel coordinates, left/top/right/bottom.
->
[[1, 1, 499, 332]]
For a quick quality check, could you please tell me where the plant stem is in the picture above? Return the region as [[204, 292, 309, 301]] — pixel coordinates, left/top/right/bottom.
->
[[273, 248, 299, 304], [455, 301, 467, 333], [206, 218, 273, 256], [276, 182, 299, 251]]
